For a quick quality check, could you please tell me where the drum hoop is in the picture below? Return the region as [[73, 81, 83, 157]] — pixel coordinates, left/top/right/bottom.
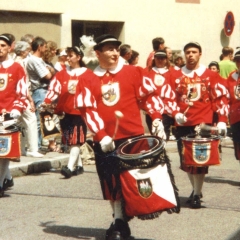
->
[[181, 134, 220, 142], [0, 125, 19, 134], [116, 135, 165, 160]]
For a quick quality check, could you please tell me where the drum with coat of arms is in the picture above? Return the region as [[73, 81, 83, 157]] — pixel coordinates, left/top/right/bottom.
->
[[181, 134, 221, 167], [0, 125, 21, 161]]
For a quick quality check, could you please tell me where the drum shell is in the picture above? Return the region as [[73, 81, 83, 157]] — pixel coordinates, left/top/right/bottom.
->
[[0, 125, 21, 161], [182, 135, 221, 167]]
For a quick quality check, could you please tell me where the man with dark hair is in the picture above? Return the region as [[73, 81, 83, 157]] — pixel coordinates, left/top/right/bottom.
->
[[170, 42, 228, 209], [146, 37, 165, 68], [26, 36, 55, 149], [219, 46, 237, 79], [75, 34, 166, 240]]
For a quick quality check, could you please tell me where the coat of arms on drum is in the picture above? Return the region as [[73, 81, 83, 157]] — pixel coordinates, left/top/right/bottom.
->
[[137, 178, 153, 198], [192, 142, 210, 164]]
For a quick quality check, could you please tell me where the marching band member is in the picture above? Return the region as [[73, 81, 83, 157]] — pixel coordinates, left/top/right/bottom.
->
[[170, 42, 229, 208], [0, 34, 28, 197], [75, 34, 166, 240], [144, 50, 176, 141], [42, 46, 90, 178], [226, 51, 240, 163]]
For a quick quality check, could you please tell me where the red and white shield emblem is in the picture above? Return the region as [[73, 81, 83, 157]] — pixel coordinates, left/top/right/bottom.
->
[[0, 74, 8, 91]]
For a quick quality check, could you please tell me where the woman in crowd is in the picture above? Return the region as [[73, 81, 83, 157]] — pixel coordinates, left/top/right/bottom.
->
[[42, 46, 89, 178]]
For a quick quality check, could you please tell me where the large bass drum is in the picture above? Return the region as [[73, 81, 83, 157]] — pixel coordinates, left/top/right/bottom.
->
[[181, 134, 221, 167], [0, 125, 21, 161], [115, 135, 180, 220]]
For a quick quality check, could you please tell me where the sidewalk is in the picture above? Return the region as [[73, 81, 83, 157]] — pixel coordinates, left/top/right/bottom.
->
[[9, 137, 234, 177]]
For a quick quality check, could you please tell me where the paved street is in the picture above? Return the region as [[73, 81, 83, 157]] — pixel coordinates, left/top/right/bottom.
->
[[1, 141, 240, 240]]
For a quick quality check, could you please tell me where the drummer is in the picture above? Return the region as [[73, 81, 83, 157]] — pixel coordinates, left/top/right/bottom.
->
[[170, 42, 229, 208], [75, 34, 166, 240], [0, 34, 28, 197], [226, 51, 240, 163]]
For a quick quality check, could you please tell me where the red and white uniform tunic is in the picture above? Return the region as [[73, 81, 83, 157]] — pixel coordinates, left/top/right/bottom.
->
[[144, 66, 178, 116], [44, 66, 93, 115], [75, 61, 164, 142], [0, 59, 27, 113], [227, 70, 240, 125], [226, 70, 240, 159], [171, 64, 229, 174], [44, 66, 91, 145], [171, 64, 228, 125]]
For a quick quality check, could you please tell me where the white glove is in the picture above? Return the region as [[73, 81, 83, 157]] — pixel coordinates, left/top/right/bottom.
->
[[175, 113, 187, 125], [100, 136, 115, 153], [10, 109, 21, 119], [217, 122, 227, 136], [152, 119, 166, 140]]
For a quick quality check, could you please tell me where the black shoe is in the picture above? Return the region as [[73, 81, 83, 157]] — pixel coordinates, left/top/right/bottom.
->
[[72, 166, 84, 175], [114, 219, 131, 239], [0, 186, 4, 198], [111, 231, 121, 240], [186, 191, 203, 204], [60, 166, 72, 178], [105, 223, 114, 240], [191, 195, 201, 209], [3, 178, 14, 191]]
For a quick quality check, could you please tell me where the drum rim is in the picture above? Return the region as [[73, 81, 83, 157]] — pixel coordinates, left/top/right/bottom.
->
[[115, 135, 165, 160], [181, 134, 220, 142], [0, 125, 19, 134]]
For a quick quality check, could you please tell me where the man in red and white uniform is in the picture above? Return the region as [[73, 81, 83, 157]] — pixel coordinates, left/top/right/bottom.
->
[[75, 34, 166, 240], [226, 51, 240, 161], [0, 34, 28, 197], [170, 42, 228, 209]]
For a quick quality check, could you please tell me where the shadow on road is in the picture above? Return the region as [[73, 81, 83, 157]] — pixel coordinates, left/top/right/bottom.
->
[[204, 176, 240, 187], [40, 221, 154, 240]]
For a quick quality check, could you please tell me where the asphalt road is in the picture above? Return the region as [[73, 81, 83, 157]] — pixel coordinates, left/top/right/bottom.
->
[[1, 144, 240, 240]]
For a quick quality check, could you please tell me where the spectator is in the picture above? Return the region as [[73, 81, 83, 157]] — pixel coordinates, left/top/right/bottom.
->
[[128, 50, 139, 65], [146, 37, 165, 68], [14, 41, 43, 158], [174, 55, 185, 69], [54, 48, 67, 72], [26, 36, 55, 149], [219, 46, 237, 79], [0, 34, 28, 197], [119, 44, 132, 64]]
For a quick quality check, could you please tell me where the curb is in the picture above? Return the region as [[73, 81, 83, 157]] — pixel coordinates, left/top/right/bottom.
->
[[9, 138, 233, 178], [10, 154, 69, 177]]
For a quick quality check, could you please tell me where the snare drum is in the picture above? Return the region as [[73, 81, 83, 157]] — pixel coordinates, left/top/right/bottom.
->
[[181, 134, 221, 167], [0, 125, 21, 161], [115, 135, 180, 219]]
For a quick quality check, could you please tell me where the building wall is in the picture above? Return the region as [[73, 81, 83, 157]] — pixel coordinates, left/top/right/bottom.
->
[[0, 0, 239, 67]]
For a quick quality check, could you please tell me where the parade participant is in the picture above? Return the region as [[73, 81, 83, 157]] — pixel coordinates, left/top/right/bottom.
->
[[146, 37, 165, 68], [170, 42, 228, 208], [226, 51, 240, 162], [75, 34, 166, 240], [0, 34, 28, 197], [144, 50, 174, 141], [42, 46, 88, 178]]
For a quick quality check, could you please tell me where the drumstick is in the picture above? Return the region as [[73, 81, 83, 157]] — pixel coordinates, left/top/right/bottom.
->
[[199, 123, 225, 135], [112, 110, 124, 139]]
